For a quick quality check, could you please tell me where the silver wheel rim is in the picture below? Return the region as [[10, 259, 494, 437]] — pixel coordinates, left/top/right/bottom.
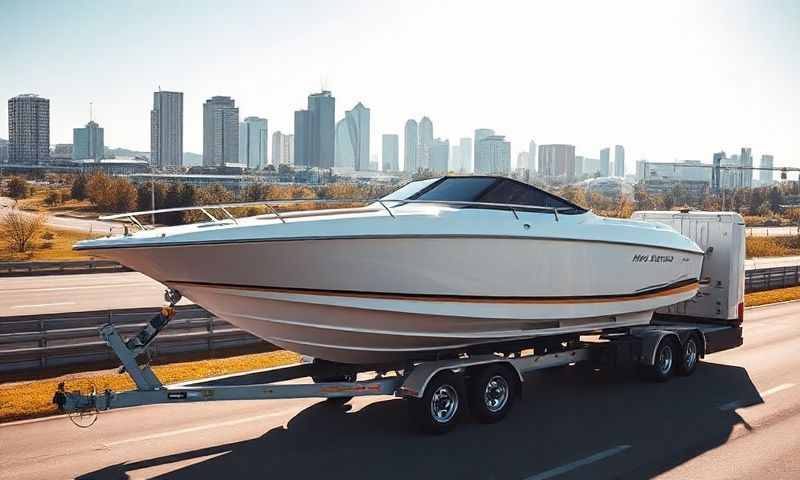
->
[[484, 375, 510, 413], [684, 339, 698, 370], [430, 384, 459, 424], [658, 343, 674, 375]]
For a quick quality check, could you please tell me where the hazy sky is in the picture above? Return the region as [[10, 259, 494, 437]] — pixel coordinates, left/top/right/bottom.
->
[[2, 0, 798, 171]]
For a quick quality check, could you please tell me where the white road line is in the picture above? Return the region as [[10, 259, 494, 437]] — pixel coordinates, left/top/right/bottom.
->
[[105, 408, 299, 447], [719, 383, 796, 411], [11, 302, 76, 309], [524, 445, 631, 480]]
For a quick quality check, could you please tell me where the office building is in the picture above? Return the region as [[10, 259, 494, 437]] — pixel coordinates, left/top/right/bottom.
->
[[271, 131, 294, 166], [416, 116, 433, 169], [538, 144, 576, 179], [72, 120, 104, 160], [203, 96, 239, 166], [338, 102, 370, 171], [760, 154, 774, 185], [451, 144, 461, 172], [430, 138, 449, 173], [150, 90, 183, 168], [334, 118, 354, 169], [527, 140, 537, 172], [600, 147, 610, 177], [382, 134, 399, 171], [614, 145, 625, 177], [404, 119, 418, 173], [459, 137, 472, 173], [238, 116, 268, 169], [294, 90, 335, 169], [740, 147, 753, 188], [8, 94, 49, 163], [473, 128, 495, 173], [0, 140, 9, 162], [517, 152, 529, 171], [476, 135, 511, 174]]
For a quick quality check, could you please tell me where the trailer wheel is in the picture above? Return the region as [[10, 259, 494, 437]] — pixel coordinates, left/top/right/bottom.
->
[[676, 334, 701, 376], [407, 371, 464, 434], [641, 337, 678, 382], [468, 364, 516, 424]]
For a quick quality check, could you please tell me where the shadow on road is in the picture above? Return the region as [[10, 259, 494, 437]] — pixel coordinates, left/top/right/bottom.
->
[[78, 361, 761, 480]]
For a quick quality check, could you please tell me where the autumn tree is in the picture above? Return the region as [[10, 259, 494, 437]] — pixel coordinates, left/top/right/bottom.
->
[[5, 176, 30, 199], [1, 211, 45, 253], [70, 174, 88, 200]]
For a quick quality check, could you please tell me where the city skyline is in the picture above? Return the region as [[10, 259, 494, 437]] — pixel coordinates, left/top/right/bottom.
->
[[2, 1, 797, 169]]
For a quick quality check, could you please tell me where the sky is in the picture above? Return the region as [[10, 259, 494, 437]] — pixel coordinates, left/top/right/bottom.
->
[[1, 0, 798, 172]]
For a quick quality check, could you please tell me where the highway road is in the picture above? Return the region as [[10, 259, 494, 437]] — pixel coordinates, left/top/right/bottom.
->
[[746, 255, 800, 270], [0, 272, 191, 316], [1, 302, 800, 479], [0, 196, 123, 234], [746, 225, 800, 237]]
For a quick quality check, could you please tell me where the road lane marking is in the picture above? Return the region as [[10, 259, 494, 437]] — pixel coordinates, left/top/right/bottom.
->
[[523, 445, 631, 480], [719, 383, 796, 411], [105, 408, 300, 447], [11, 302, 76, 309]]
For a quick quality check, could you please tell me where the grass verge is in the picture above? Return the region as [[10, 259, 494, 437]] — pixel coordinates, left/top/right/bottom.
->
[[0, 349, 299, 423], [745, 286, 800, 307], [0, 226, 99, 262]]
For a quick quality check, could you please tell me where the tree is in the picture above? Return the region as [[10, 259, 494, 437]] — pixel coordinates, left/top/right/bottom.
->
[[111, 177, 138, 213], [44, 190, 64, 206], [86, 172, 114, 210], [71, 174, 88, 200], [1, 211, 45, 253], [768, 186, 783, 213], [6, 176, 30, 199]]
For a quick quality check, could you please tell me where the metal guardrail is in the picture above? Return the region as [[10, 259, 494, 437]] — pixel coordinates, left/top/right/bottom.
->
[[0, 306, 269, 373], [0, 259, 129, 277], [745, 265, 800, 293]]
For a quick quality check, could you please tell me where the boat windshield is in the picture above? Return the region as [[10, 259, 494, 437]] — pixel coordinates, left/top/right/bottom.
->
[[381, 176, 586, 213]]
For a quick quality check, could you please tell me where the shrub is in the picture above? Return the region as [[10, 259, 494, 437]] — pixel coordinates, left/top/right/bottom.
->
[[5, 176, 30, 199], [1, 211, 45, 253], [44, 190, 63, 206]]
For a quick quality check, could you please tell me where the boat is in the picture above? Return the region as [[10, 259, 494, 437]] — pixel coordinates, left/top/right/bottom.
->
[[74, 176, 705, 364]]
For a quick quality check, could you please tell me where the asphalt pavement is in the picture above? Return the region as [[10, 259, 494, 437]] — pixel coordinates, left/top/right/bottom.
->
[[1, 301, 799, 479]]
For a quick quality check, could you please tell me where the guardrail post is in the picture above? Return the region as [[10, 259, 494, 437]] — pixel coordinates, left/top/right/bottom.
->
[[39, 318, 47, 369]]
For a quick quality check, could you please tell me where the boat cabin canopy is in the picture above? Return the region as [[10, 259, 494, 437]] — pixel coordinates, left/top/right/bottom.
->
[[382, 176, 586, 213]]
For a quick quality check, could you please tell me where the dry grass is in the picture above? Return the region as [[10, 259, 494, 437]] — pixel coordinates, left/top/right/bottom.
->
[[16, 190, 94, 214], [0, 350, 300, 423], [0, 226, 99, 261], [745, 236, 800, 258], [745, 286, 800, 307]]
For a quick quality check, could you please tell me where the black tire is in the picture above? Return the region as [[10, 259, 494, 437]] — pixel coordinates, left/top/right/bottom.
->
[[407, 371, 464, 434], [467, 364, 517, 424], [641, 337, 679, 382], [676, 334, 701, 376]]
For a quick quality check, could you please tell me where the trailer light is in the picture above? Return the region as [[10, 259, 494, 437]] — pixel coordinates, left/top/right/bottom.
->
[[737, 302, 744, 322]]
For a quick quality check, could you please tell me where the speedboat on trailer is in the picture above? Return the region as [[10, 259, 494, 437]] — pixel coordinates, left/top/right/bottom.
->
[[75, 176, 704, 364]]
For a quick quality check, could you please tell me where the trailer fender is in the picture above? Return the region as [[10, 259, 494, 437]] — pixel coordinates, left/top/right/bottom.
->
[[398, 355, 523, 399], [634, 330, 681, 366]]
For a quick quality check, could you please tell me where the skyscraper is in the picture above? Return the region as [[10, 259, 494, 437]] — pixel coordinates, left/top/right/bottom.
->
[[600, 147, 610, 177], [527, 140, 537, 172], [740, 147, 753, 188], [238, 116, 268, 169], [475, 135, 511, 174], [272, 131, 294, 166], [294, 91, 335, 169], [538, 144, 576, 178], [150, 90, 183, 169], [760, 154, 774, 185], [459, 137, 472, 173], [430, 138, 449, 173], [72, 120, 104, 160], [334, 118, 354, 169], [0, 140, 8, 163], [341, 102, 370, 171], [450, 144, 461, 172], [382, 134, 399, 171], [516, 152, 529, 171], [473, 129, 495, 173], [417, 116, 433, 169], [203, 96, 239, 166], [8, 94, 49, 163], [614, 145, 625, 177], [404, 119, 418, 173]]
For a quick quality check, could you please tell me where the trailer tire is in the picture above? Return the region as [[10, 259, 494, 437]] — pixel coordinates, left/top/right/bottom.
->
[[640, 337, 679, 382], [467, 364, 517, 424], [676, 334, 701, 376], [407, 371, 464, 434]]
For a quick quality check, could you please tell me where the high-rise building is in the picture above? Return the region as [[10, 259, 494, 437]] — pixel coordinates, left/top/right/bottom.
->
[[740, 147, 753, 188], [459, 137, 472, 173], [417, 116, 433, 169], [238, 116, 268, 169], [404, 119, 418, 173], [473, 129, 495, 173], [476, 135, 511, 174], [614, 145, 625, 177], [527, 140, 537, 172], [294, 91, 335, 169], [339, 102, 370, 171], [8, 94, 49, 163], [516, 152, 529, 171], [271, 131, 294, 166], [538, 144, 576, 179], [72, 120, 104, 160], [203, 96, 239, 166], [0, 139, 9, 163], [382, 134, 399, 171], [430, 138, 449, 173], [600, 147, 610, 177], [760, 154, 774, 185], [450, 144, 461, 172], [150, 90, 183, 169], [334, 118, 354, 169]]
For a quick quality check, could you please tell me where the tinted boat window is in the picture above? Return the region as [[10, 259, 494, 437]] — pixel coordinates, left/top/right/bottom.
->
[[381, 178, 440, 200], [479, 179, 576, 209], [414, 177, 497, 201]]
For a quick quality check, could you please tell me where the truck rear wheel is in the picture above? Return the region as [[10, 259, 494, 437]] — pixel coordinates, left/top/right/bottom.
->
[[640, 337, 678, 382], [676, 334, 701, 376], [468, 364, 517, 424], [407, 371, 464, 434]]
